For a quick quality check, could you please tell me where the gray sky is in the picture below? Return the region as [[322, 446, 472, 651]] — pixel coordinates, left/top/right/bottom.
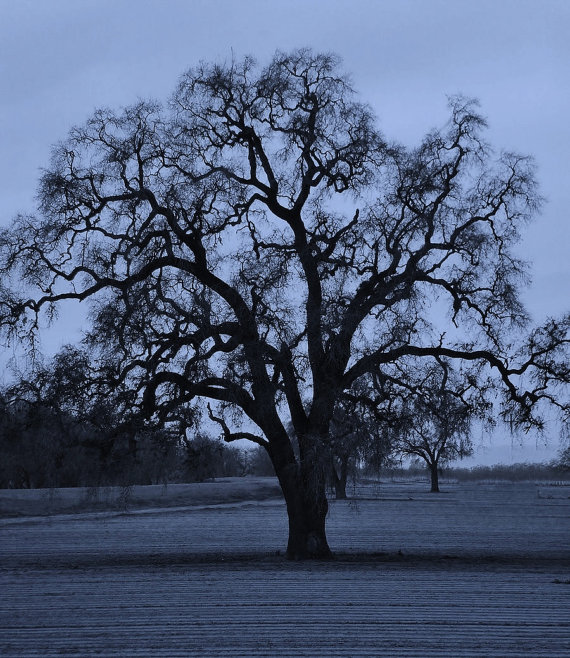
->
[[0, 0, 568, 463]]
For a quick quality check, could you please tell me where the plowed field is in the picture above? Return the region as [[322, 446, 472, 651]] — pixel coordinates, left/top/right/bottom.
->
[[1, 479, 569, 656]]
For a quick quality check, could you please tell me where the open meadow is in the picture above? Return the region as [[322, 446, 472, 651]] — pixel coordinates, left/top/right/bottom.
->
[[1, 477, 569, 656]]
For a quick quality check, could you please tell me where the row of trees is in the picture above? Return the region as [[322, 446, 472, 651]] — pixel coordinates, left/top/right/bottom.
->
[[3, 344, 567, 493], [304, 357, 485, 496], [0, 347, 258, 488], [1, 50, 568, 557], [0, 344, 516, 494]]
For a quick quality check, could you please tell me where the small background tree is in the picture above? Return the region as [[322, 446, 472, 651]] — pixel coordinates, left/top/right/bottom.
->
[[391, 361, 482, 492]]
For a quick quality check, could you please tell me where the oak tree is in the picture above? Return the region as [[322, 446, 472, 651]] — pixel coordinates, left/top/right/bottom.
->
[[1, 50, 568, 557], [389, 360, 479, 492]]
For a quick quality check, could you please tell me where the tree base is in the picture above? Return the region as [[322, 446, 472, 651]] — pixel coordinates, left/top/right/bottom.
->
[[286, 531, 333, 560]]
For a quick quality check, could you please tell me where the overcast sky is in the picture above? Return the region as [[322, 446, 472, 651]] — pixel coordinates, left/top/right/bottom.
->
[[0, 0, 568, 463]]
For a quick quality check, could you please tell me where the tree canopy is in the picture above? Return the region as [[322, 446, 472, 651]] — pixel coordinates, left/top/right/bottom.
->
[[1, 50, 568, 557]]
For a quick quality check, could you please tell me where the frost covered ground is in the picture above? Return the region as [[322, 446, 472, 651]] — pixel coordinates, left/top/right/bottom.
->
[[1, 478, 569, 656]]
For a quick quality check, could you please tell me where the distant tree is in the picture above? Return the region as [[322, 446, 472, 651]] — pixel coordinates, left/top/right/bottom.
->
[[327, 387, 393, 498], [0, 346, 179, 487], [180, 432, 241, 481], [327, 403, 360, 499], [246, 444, 276, 476], [390, 361, 480, 492], [0, 394, 63, 488], [556, 445, 570, 472], [1, 50, 568, 557]]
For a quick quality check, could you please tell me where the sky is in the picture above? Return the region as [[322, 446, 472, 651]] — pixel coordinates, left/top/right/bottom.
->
[[0, 0, 568, 464]]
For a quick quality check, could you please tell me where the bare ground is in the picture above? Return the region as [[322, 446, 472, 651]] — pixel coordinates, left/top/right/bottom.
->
[[1, 479, 569, 656]]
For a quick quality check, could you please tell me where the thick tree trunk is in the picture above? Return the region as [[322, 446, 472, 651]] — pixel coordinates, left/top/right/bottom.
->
[[429, 463, 440, 493], [275, 462, 333, 560]]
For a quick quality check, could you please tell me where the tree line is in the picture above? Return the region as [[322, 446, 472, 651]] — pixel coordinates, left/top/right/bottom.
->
[[3, 344, 565, 493], [0, 346, 262, 488]]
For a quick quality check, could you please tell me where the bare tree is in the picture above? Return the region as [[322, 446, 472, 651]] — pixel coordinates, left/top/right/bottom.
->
[[390, 360, 480, 492], [327, 401, 363, 499], [555, 445, 570, 472], [328, 387, 393, 498], [0, 346, 179, 487], [1, 50, 568, 558]]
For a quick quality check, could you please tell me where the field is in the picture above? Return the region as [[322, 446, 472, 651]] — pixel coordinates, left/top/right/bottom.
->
[[1, 478, 569, 656]]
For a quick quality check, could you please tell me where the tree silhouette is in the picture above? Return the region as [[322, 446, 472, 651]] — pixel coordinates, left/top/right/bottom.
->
[[327, 384, 393, 498], [0, 346, 178, 487], [1, 50, 568, 557], [390, 360, 480, 492]]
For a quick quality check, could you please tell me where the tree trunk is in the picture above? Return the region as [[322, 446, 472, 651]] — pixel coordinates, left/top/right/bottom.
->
[[334, 475, 347, 500], [275, 461, 333, 560], [429, 462, 440, 493], [332, 455, 349, 500]]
